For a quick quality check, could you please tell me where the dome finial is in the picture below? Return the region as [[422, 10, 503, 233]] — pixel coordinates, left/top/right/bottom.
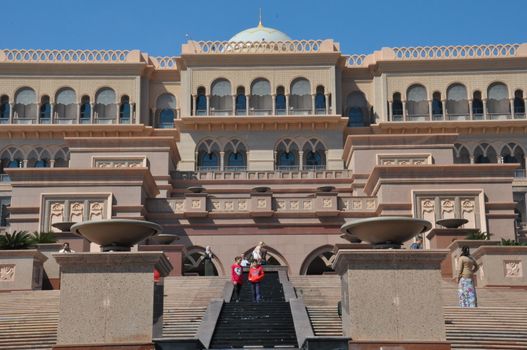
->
[[258, 8, 263, 28]]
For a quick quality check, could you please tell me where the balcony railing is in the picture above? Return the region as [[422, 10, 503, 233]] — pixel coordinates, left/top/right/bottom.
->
[[391, 112, 527, 122], [0, 174, 11, 182], [174, 169, 353, 181]]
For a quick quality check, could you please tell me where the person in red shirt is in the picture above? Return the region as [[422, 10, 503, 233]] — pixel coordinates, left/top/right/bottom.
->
[[231, 256, 243, 302], [248, 260, 264, 302]]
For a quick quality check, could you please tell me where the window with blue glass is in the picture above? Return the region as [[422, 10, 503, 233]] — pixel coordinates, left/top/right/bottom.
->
[[196, 87, 207, 115], [80, 96, 91, 122], [119, 95, 131, 122], [235, 87, 246, 115], [199, 152, 219, 170], [514, 90, 525, 115], [305, 151, 322, 167], [315, 86, 326, 114], [278, 152, 296, 167], [432, 92, 443, 116], [39, 96, 51, 123], [275, 86, 286, 114], [7, 160, 20, 168], [156, 93, 176, 128], [346, 92, 367, 127], [34, 159, 47, 168], [392, 93, 403, 120], [0, 95, 9, 121], [227, 152, 245, 169], [472, 91, 483, 116]]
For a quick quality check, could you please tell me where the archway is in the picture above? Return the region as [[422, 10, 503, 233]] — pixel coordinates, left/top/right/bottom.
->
[[183, 246, 224, 276], [300, 245, 336, 275]]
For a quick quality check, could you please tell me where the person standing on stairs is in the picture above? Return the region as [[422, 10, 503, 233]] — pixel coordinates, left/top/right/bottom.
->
[[231, 256, 243, 302], [249, 260, 265, 302], [204, 246, 214, 276], [456, 246, 479, 308]]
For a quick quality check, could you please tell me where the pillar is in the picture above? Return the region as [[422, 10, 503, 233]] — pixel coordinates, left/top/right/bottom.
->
[[442, 99, 447, 120], [402, 101, 407, 121], [388, 100, 393, 121], [50, 103, 54, 124], [510, 98, 515, 119], [272, 94, 276, 115], [90, 102, 95, 124], [299, 150, 304, 171], [231, 95, 236, 115], [206, 95, 210, 116], [483, 98, 488, 120], [325, 93, 330, 114], [285, 94, 290, 115], [192, 95, 197, 116], [311, 94, 316, 115], [220, 151, 225, 171], [245, 95, 250, 116], [428, 100, 433, 121], [9, 102, 14, 123], [468, 99, 473, 120]]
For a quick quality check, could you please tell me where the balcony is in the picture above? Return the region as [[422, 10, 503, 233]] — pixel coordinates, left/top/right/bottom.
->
[[174, 168, 353, 181], [0, 174, 11, 182], [515, 169, 527, 178]]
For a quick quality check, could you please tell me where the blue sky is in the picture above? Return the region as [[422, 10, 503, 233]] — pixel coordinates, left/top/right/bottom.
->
[[2, 0, 526, 55]]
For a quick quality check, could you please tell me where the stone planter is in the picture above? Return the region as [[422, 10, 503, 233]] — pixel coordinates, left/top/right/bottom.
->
[[447, 240, 500, 280], [0, 249, 47, 291], [35, 243, 63, 289], [472, 246, 527, 287]]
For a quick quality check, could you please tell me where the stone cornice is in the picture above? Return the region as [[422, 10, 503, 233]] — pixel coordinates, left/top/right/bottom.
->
[[472, 245, 527, 259], [5, 167, 160, 198], [0, 249, 48, 262], [364, 164, 518, 196], [0, 124, 176, 139], [343, 133, 458, 162], [175, 115, 346, 132]]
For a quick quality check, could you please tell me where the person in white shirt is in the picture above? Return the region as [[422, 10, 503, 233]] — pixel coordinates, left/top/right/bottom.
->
[[59, 242, 75, 253]]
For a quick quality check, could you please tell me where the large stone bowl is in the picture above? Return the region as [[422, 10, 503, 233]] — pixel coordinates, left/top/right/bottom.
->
[[150, 233, 178, 245], [436, 218, 468, 229], [51, 221, 77, 233], [341, 216, 432, 249], [70, 219, 162, 252]]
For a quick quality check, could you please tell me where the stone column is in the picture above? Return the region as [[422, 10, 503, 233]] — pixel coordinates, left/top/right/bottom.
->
[[388, 101, 393, 121], [9, 102, 14, 123], [90, 102, 95, 124], [428, 100, 433, 120], [36, 102, 41, 123], [75, 103, 80, 124], [483, 98, 488, 119], [53, 252, 172, 349], [510, 98, 515, 118], [231, 95, 236, 115], [206, 95, 210, 116], [469, 155, 475, 164], [192, 95, 197, 116], [271, 94, 276, 115], [468, 99, 473, 120], [333, 249, 450, 349], [49, 159, 55, 168], [220, 151, 225, 171], [402, 101, 407, 121], [285, 94, 290, 115], [311, 94, 316, 114], [325, 93, 330, 114], [442, 99, 447, 120], [50, 103, 54, 124], [299, 150, 304, 171], [245, 95, 250, 116]]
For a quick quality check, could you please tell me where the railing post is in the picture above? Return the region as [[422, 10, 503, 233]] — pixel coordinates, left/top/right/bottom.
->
[[206, 95, 210, 116], [192, 95, 197, 116], [311, 94, 315, 115], [90, 103, 95, 124], [285, 95, 290, 115], [9, 102, 14, 124], [220, 151, 225, 171], [272, 94, 276, 115], [428, 100, 433, 121], [231, 95, 236, 115], [441, 99, 446, 120], [510, 98, 515, 119]]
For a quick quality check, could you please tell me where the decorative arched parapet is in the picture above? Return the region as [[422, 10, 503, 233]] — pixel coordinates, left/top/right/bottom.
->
[[299, 245, 336, 275]]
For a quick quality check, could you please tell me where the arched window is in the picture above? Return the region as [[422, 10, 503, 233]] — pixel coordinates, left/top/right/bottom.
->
[[156, 93, 176, 128], [275, 139, 299, 170], [315, 86, 326, 114], [196, 87, 207, 116], [432, 91, 443, 119], [346, 91, 367, 127], [275, 86, 286, 115], [27, 148, 50, 168], [119, 95, 131, 123], [300, 246, 336, 275], [14, 87, 37, 122], [472, 91, 483, 119], [235, 86, 246, 115], [250, 78, 271, 115], [95, 88, 117, 123], [183, 247, 220, 276], [1, 147, 24, 171], [0, 95, 9, 123], [392, 92, 403, 121], [501, 143, 525, 168], [446, 84, 468, 120], [453, 144, 471, 164], [487, 83, 510, 118], [474, 143, 497, 164], [39, 96, 51, 124], [303, 139, 326, 170], [80, 95, 91, 124], [290, 78, 311, 115], [196, 139, 220, 171], [54, 147, 69, 168], [224, 139, 247, 171], [210, 79, 232, 116], [514, 90, 525, 117], [249, 78, 273, 115], [55, 88, 76, 124], [406, 85, 428, 121]]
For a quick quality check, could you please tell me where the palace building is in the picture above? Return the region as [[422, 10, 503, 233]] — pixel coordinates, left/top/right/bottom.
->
[[1, 21, 526, 276]]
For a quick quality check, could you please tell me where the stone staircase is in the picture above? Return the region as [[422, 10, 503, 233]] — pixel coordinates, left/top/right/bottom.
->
[[0, 276, 227, 350], [290, 275, 527, 350]]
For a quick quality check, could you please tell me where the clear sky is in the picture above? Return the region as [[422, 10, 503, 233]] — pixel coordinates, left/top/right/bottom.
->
[[2, 0, 526, 55]]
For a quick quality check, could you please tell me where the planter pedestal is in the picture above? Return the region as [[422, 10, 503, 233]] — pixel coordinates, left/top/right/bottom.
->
[[0, 250, 47, 291], [333, 249, 450, 350], [53, 252, 172, 349]]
